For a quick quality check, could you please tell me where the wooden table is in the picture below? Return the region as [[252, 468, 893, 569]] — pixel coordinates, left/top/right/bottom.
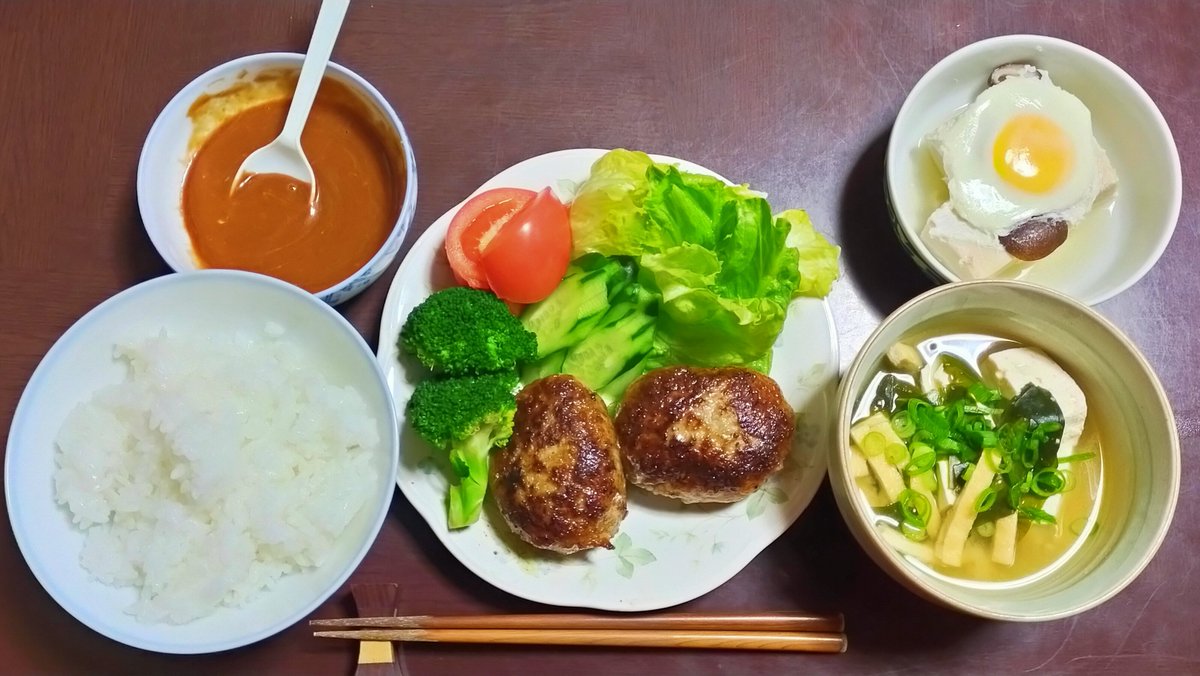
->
[[2, 1, 1196, 673]]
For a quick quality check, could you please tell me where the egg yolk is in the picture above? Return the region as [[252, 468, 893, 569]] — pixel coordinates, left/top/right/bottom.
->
[[992, 113, 1073, 193]]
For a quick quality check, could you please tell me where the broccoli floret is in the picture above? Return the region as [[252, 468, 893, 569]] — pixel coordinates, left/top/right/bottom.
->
[[406, 371, 518, 528], [400, 287, 537, 376]]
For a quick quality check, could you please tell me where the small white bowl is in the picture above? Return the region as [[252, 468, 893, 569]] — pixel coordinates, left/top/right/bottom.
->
[[886, 35, 1181, 305], [830, 280, 1179, 621], [137, 53, 418, 306], [5, 271, 399, 653]]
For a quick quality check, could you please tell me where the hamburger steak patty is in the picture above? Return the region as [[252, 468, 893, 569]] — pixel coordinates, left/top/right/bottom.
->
[[490, 375, 627, 553], [615, 366, 794, 503]]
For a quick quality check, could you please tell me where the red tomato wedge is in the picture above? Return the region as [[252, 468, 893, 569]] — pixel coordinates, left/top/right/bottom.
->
[[445, 188, 536, 289], [479, 188, 572, 304]]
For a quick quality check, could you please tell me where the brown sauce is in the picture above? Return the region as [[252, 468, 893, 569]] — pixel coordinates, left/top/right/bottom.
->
[[182, 74, 402, 293]]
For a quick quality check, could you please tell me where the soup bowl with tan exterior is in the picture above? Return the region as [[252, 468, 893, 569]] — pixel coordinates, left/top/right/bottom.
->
[[830, 280, 1179, 621]]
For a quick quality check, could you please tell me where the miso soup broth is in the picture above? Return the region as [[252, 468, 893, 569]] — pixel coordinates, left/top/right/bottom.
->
[[850, 332, 1103, 586]]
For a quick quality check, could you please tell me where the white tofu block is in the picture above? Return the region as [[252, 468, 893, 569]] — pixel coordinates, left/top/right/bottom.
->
[[982, 347, 1088, 456], [920, 202, 1016, 280]]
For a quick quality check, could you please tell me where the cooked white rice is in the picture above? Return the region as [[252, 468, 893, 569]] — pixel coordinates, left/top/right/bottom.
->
[[53, 323, 380, 624]]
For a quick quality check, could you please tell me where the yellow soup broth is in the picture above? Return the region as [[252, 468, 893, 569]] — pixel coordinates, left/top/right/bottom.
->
[[852, 332, 1103, 586]]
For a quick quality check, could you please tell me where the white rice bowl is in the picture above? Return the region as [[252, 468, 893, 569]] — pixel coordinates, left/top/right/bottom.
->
[[6, 271, 398, 653], [55, 326, 380, 624]]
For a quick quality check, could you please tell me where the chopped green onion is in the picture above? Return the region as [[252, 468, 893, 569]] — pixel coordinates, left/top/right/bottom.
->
[[961, 463, 976, 483], [1031, 469, 1066, 497], [1020, 443, 1039, 467], [936, 437, 962, 453], [909, 441, 935, 458], [890, 412, 916, 439], [968, 381, 1001, 404], [1057, 452, 1096, 464], [909, 399, 949, 435], [910, 469, 938, 493], [975, 521, 997, 538], [1060, 469, 1076, 492], [947, 400, 964, 428], [1018, 505, 1057, 525], [956, 445, 982, 463], [996, 454, 1013, 473], [885, 443, 909, 466], [898, 489, 932, 528], [981, 447, 1004, 472], [862, 431, 886, 457], [974, 487, 997, 512], [905, 444, 936, 475], [1069, 517, 1089, 536], [1007, 484, 1022, 509], [906, 398, 926, 417], [901, 522, 927, 542]]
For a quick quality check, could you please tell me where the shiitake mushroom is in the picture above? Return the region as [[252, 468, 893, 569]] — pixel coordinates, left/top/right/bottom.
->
[[999, 216, 1069, 261], [988, 63, 1043, 87]]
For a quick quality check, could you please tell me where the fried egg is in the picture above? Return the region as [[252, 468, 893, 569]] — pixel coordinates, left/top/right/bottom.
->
[[927, 75, 1104, 235]]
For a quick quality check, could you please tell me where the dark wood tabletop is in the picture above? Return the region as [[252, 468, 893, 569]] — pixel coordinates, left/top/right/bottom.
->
[[2, 1, 1197, 673]]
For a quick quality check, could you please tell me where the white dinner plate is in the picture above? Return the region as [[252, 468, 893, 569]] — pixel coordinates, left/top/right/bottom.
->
[[377, 148, 838, 611]]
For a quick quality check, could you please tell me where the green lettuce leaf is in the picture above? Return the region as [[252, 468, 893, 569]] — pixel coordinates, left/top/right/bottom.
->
[[568, 149, 840, 372], [568, 149, 658, 256], [779, 209, 840, 298], [642, 165, 729, 250], [639, 245, 788, 367]]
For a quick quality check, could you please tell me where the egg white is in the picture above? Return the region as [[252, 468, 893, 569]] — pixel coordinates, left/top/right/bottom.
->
[[927, 76, 1100, 235]]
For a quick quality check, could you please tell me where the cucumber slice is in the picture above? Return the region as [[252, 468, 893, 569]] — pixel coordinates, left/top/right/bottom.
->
[[520, 257, 629, 357], [598, 352, 652, 408], [561, 307, 655, 391], [520, 350, 566, 384]]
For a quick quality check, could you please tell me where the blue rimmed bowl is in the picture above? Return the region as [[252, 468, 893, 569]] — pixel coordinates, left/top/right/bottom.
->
[[137, 52, 418, 306]]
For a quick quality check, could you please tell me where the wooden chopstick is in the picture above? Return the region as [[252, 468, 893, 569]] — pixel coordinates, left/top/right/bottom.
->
[[314, 628, 846, 653], [311, 611, 844, 633]]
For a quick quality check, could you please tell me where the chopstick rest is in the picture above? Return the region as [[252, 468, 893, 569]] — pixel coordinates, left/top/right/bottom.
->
[[350, 584, 403, 676]]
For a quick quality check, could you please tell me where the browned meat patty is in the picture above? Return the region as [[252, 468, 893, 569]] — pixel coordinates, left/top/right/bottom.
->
[[615, 366, 794, 503], [490, 375, 627, 553]]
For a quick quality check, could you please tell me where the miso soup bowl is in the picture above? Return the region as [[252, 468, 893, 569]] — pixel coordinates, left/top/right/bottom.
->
[[830, 280, 1179, 621], [137, 52, 418, 306]]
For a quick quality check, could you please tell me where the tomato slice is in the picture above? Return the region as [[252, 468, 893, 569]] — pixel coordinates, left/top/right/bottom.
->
[[479, 188, 572, 304], [445, 188, 536, 288]]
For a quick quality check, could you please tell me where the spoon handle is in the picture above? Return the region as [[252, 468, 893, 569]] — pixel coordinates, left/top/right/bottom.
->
[[279, 0, 352, 146]]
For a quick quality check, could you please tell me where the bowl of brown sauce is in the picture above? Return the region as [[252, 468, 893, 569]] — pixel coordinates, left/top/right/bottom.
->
[[138, 52, 417, 305]]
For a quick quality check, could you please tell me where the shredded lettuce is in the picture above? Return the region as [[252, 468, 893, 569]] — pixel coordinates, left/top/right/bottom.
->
[[568, 149, 840, 369]]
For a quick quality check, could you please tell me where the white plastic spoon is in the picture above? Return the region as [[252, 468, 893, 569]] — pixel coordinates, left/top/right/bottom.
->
[[231, 0, 352, 202]]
